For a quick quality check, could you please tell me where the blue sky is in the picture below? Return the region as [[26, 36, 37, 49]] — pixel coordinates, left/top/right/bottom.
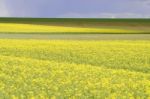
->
[[0, 0, 150, 18]]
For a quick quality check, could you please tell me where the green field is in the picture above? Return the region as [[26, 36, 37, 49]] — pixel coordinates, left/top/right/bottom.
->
[[0, 18, 150, 34], [0, 40, 150, 98]]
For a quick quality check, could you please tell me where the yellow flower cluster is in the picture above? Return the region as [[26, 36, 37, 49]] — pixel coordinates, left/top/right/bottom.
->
[[0, 23, 139, 33], [0, 40, 150, 98]]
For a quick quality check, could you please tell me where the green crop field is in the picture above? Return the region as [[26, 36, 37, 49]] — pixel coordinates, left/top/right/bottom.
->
[[0, 40, 150, 98], [0, 18, 150, 34]]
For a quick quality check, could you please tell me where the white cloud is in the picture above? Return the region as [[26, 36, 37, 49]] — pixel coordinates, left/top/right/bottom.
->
[[59, 12, 150, 18], [0, 0, 10, 17]]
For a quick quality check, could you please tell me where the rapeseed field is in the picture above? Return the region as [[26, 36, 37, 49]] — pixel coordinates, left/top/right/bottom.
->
[[0, 23, 140, 33], [0, 40, 150, 98]]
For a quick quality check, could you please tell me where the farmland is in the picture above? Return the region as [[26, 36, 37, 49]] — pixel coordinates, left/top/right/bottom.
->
[[0, 23, 138, 34], [0, 18, 150, 98], [0, 18, 150, 34], [0, 40, 150, 98]]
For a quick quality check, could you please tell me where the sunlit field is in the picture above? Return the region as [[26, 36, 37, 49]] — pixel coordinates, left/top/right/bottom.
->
[[0, 40, 150, 98], [0, 18, 150, 34], [0, 18, 150, 98], [0, 23, 139, 34]]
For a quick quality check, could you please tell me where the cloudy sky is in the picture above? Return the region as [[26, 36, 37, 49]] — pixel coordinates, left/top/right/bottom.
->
[[0, 0, 150, 18]]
